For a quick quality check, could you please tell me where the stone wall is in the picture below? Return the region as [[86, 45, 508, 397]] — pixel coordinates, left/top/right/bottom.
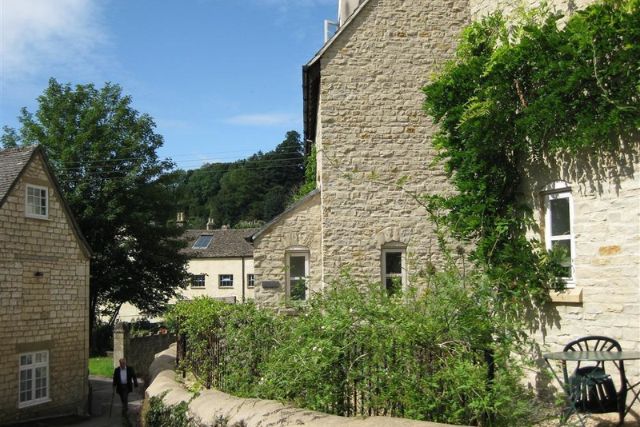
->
[[0, 152, 90, 424], [253, 192, 322, 307], [144, 345, 454, 427], [522, 148, 640, 373], [113, 322, 176, 381], [316, 0, 468, 285]]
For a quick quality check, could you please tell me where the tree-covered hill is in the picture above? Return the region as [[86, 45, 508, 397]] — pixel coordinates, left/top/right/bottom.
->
[[169, 130, 307, 229]]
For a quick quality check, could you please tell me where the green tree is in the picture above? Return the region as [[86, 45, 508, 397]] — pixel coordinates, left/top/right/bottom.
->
[[172, 130, 305, 228], [2, 79, 188, 344]]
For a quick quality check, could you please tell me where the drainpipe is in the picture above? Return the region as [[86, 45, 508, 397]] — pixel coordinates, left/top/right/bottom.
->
[[241, 256, 246, 303]]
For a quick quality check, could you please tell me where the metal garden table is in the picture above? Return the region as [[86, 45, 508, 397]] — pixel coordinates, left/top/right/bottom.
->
[[544, 351, 640, 425]]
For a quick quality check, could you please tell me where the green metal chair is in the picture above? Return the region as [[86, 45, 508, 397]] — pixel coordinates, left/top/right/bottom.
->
[[562, 336, 627, 424]]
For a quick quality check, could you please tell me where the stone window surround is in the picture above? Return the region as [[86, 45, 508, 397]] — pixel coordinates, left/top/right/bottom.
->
[[218, 274, 234, 288], [25, 183, 49, 220], [381, 242, 407, 293], [542, 181, 576, 288], [18, 350, 50, 409], [286, 247, 310, 301], [191, 274, 206, 288]]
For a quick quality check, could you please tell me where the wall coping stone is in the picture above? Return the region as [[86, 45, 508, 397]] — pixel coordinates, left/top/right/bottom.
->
[[146, 345, 460, 427]]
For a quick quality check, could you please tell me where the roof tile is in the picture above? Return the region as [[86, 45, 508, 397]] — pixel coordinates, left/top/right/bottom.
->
[[0, 145, 37, 206], [181, 228, 257, 258]]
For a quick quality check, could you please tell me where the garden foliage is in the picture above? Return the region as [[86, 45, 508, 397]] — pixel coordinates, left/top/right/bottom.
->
[[422, 0, 638, 316], [167, 268, 534, 426]]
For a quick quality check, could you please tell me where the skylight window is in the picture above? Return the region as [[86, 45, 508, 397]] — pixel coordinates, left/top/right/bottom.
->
[[192, 235, 213, 249]]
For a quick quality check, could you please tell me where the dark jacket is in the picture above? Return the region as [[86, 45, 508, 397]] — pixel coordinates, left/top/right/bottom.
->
[[113, 366, 138, 393]]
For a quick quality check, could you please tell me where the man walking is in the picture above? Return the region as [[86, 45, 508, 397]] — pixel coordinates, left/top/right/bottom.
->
[[112, 358, 138, 414]]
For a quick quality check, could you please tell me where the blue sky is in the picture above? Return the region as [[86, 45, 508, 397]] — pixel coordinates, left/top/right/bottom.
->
[[0, 0, 336, 169]]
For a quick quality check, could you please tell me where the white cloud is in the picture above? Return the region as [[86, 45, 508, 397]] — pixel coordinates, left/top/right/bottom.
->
[[225, 113, 298, 126], [0, 0, 109, 82]]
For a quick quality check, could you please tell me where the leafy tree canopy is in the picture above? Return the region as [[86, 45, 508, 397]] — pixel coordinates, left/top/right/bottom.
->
[[423, 0, 638, 310], [2, 78, 188, 331], [173, 130, 305, 228]]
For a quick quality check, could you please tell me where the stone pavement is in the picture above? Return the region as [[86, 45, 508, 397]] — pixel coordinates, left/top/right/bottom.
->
[[78, 376, 145, 427], [9, 376, 145, 427]]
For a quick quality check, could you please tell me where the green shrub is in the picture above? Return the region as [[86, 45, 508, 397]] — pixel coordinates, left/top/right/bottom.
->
[[167, 267, 538, 426], [145, 394, 192, 427]]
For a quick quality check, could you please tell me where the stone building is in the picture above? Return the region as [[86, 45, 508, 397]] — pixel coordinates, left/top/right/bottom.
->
[[0, 145, 91, 425], [251, 0, 639, 373]]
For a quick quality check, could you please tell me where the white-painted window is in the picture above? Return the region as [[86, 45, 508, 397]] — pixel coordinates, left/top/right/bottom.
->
[[543, 182, 575, 286], [247, 274, 255, 288], [25, 184, 48, 219], [19, 350, 49, 408], [382, 246, 406, 295], [218, 274, 233, 288], [190, 274, 205, 288], [286, 250, 309, 301]]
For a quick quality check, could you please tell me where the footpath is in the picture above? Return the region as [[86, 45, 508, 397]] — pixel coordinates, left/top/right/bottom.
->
[[10, 376, 144, 427]]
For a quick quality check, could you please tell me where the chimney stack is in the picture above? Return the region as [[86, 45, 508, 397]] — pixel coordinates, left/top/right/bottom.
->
[[176, 211, 185, 227], [338, 0, 361, 26], [206, 217, 215, 231]]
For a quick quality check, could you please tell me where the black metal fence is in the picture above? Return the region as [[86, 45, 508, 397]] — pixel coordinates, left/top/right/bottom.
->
[[175, 327, 494, 419]]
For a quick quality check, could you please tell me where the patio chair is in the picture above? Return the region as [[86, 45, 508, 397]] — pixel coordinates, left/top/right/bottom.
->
[[562, 336, 627, 424]]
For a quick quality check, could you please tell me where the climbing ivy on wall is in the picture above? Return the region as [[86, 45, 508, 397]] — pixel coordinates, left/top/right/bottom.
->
[[422, 0, 639, 307]]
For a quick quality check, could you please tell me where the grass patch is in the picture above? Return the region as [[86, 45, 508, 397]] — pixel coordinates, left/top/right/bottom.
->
[[89, 357, 114, 378]]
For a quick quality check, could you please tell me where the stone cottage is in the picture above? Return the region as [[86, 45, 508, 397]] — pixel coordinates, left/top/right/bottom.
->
[[0, 145, 92, 424], [251, 0, 639, 371]]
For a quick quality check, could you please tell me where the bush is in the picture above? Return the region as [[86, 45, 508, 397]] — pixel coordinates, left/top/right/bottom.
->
[[145, 394, 192, 427], [167, 267, 538, 426]]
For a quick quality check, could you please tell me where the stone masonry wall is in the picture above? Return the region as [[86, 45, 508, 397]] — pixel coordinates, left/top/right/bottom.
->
[[523, 149, 640, 381], [316, 0, 469, 286], [113, 322, 175, 381], [253, 193, 321, 307], [0, 152, 90, 424]]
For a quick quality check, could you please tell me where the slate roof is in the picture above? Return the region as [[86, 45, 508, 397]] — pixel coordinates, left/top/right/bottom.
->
[[181, 228, 258, 258], [0, 145, 37, 206]]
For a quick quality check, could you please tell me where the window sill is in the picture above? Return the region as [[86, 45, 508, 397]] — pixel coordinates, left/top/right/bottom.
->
[[550, 288, 583, 304], [25, 214, 49, 220], [19, 397, 51, 409], [218, 286, 234, 289]]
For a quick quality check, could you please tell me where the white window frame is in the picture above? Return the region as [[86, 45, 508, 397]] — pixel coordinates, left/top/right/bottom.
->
[[190, 274, 206, 288], [286, 250, 309, 301], [543, 182, 576, 286], [19, 350, 50, 408], [25, 184, 49, 219], [218, 274, 234, 288], [247, 274, 255, 288], [381, 246, 407, 294]]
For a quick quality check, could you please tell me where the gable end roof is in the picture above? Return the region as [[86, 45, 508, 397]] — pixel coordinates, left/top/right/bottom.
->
[[0, 145, 92, 258], [250, 189, 320, 242], [303, 0, 373, 143]]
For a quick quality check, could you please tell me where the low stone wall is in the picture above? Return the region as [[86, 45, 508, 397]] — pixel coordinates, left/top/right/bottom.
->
[[113, 322, 175, 381], [145, 345, 458, 427]]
